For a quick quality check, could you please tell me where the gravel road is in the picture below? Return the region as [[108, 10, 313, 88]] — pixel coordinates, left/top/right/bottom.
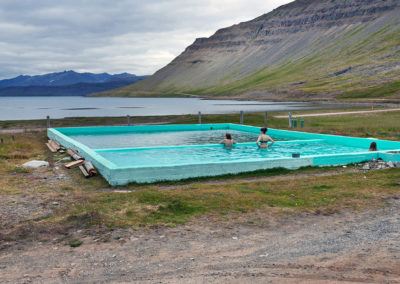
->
[[274, 108, 400, 118], [1, 199, 399, 283]]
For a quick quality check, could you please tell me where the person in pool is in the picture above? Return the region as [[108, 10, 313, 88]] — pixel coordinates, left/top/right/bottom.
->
[[369, 141, 378, 151], [257, 127, 275, 149], [220, 133, 236, 147]]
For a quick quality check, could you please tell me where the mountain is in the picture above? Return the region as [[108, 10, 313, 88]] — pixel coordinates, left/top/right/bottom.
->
[[0, 71, 149, 96], [0, 70, 144, 87], [100, 0, 400, 101]]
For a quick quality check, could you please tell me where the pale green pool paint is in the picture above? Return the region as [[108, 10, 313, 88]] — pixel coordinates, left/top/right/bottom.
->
[[47, 124, 400, 186]]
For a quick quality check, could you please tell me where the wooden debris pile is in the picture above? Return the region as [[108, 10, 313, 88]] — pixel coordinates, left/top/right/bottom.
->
[[46, 139, 66, 153], [65, 149, 98, 178], [47, 139, 98, 179]]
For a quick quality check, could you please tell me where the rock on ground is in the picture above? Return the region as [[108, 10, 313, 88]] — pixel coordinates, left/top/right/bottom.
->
[[22, 160, 49, 168]]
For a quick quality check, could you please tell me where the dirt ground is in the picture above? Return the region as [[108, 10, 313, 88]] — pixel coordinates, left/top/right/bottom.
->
[[1, 198, 399, 283]]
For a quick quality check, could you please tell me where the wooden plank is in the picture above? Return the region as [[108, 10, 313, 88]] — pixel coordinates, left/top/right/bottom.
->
[[66, 149, 76, 156], [84, 161, 98, 176], [79, 165, 90, 178], [49, 140, 61, 151], [46, 143, 57, 153], [51, 140, 61, 148], [66, 149, 83, 160], [65, 160, 85, 169], [72, 153, 84, 161]]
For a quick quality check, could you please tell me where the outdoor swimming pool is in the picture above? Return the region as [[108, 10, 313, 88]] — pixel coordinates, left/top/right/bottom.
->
[[48, 123, 400, 185]]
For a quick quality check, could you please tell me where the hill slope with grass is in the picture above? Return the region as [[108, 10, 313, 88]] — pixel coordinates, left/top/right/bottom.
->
[[99, 0, 400, 101]]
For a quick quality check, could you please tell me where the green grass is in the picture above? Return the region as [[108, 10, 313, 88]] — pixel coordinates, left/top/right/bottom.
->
[[339, 80, 400, 99], [8, 166, 32, 174], [53, 168, 400, 228], [68, 239, 83, 248]]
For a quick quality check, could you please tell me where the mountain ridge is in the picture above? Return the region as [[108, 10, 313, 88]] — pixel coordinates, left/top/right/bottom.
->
[[0, 71, 149, 97], [99, 0, 400, 101], [0, 70, 146, 87]]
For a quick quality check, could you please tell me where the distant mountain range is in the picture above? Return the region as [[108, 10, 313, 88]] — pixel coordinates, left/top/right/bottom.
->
[[0, 71, 149, 96], [101, 0, 400, 101]]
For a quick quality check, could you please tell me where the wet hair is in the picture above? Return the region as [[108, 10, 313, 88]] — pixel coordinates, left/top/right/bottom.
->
[[261, 127, 268, 134], [369, 141, 378, 151], [226, 133, 232, 140]]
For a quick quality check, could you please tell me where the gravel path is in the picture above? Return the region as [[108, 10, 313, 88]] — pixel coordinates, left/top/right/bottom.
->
[[0, 128, 46, 134], [1, 200, 399, 283], [274, 108, 400, 118]]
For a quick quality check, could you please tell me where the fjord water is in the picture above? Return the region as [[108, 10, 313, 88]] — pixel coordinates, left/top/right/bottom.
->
[[1, 96, 324, 120]]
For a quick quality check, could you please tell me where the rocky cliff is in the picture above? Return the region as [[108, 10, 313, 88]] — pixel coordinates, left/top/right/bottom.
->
[[104, 0, 400, 100]]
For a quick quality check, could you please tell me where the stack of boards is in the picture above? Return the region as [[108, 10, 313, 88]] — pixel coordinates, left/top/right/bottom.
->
[[47, 139, 98, 179]]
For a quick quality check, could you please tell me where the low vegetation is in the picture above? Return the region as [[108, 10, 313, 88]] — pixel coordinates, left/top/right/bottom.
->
[[0, 109, 399, 244]]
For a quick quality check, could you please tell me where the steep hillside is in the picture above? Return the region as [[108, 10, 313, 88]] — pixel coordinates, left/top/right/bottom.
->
[[103, 0, 400, 100]]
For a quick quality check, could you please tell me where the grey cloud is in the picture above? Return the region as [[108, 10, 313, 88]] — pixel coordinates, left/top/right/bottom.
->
[[0, 0, 293, 79]]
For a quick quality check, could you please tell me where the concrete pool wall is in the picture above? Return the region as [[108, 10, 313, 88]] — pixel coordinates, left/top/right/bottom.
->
[[48, 124, 400, 185]]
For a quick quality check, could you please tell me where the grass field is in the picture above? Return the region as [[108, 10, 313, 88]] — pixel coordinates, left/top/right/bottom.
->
[[1, 109, 399, 242]]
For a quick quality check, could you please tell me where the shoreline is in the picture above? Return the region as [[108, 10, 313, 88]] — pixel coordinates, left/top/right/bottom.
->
[[1, 96, 400, 122]]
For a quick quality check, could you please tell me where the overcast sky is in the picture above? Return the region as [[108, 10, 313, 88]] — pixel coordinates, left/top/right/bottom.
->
[[0, 0, 293, 79]]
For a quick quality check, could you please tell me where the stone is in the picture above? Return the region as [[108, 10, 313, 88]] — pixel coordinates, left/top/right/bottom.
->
[[52, 202, 60, 206], [22, 160, 49, 168], [56, 174, 70, 180], [387, 161, 395, 168], [361, 164, 370, 170], [290, 194, 296, 198], [394, 161, 400, 168]]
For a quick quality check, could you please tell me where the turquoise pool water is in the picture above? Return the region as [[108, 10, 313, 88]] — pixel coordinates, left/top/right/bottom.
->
[[69, 129, 293, 149], [96, 141, 367, 167]]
